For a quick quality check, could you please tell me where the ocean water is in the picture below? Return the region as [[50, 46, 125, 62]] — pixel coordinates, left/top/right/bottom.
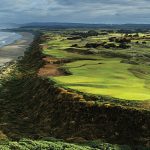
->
[[0, 32, 22, 48]]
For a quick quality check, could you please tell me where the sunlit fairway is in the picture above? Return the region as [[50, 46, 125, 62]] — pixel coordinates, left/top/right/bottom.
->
[[43, 32, 150, 101], [43, 38, 101, 60], [53, 58, 150, 100]]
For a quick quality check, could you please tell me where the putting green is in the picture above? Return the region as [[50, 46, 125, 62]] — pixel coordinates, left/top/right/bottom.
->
[[53, 59, 150, 100]]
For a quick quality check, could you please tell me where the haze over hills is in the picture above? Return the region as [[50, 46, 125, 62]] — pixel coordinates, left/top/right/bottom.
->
[[0, 23, 20, 29], [1, 22, 150, 30], [20, 22, 150, 30]]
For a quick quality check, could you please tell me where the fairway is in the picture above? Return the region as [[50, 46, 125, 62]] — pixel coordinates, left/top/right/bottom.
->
[[43, 31, 150, 101], [53, 58, 150, 100]]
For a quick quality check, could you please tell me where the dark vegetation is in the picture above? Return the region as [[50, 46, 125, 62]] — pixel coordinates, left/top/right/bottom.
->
[[109, 37, 131, 43], [70, 30, 99, 38], [85, 35, 132, 49], [85, 42, 131, 49], [1, 138, 147, 150]]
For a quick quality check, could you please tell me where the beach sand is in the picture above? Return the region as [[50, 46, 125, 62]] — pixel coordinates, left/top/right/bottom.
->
[[0, 32, 34, 66]]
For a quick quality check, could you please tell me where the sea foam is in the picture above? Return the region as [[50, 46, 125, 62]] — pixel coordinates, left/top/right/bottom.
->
[[0, 32, 22, 48]]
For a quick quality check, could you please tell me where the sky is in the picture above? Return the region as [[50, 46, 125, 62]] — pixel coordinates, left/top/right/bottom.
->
[[0, 0, 150, 24]]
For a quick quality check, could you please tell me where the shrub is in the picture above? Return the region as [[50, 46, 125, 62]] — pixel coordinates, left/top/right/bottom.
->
[[115, 38, 131, 43], [85, 43, 101, 48], [135, 41, 139, 44], [109, 37, 116, 42], [71, 44, 78, 47], [118, 43, 131, 49], [87, 30, 99, 36], [104, 43, 117, 49], [142, 41, 147, 44], [71, 30, 99, 38]]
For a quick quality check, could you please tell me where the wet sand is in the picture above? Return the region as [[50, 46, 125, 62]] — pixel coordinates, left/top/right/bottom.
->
[[0, 32, 34, 67]]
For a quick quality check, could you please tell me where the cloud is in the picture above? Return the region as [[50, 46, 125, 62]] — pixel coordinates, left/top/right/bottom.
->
[[0, 0, 150, 23]]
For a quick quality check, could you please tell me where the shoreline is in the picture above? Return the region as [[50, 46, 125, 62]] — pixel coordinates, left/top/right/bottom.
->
[[0, 32, 22, 48], [0, 32, 34, 67]]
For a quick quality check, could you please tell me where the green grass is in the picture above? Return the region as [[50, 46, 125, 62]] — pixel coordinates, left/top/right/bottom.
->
[[0, 138, 147, 150], [53, 58, 150, 100], [43, 32, 150, 101], [43, 38, 101, 60]]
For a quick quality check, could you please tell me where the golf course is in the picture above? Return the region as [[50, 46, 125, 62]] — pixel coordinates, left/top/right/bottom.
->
[[0, 28, 149, 149], [42, 31, 150, 101], [1, 0, 150, 149]]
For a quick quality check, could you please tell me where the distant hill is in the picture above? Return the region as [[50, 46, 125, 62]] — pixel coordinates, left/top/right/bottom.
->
[[0, 23, 20, 29], [20, 22, 150, 30]]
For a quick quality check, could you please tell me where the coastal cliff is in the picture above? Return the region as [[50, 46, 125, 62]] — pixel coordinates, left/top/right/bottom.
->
[[0, 33, 149, 149]]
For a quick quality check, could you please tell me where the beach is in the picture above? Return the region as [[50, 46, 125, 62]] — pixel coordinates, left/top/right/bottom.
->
[[0, 32, 34, 67]]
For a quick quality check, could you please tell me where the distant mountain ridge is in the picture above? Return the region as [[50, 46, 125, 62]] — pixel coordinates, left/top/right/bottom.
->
[[21, 22, 150, 30]]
